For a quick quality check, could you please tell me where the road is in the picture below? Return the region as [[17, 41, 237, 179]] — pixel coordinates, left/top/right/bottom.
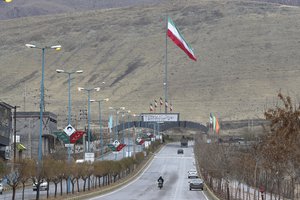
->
[[89, 142, 209, 200]]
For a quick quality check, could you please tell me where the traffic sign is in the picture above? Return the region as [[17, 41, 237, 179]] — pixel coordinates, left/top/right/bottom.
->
[[84, 152, 95, 163], [64, 124, 76, 136]]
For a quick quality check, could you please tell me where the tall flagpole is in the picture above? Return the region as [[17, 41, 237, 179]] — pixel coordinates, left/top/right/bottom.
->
[[164, 14, 168, 113]]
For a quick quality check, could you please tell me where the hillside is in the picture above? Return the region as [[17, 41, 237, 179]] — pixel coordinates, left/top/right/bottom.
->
[[1, 0, 300, 124], [0, 0, 166, 20]]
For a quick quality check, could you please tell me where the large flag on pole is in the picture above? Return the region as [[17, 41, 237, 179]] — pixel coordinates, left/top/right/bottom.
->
[[167, 17, 197, 61]]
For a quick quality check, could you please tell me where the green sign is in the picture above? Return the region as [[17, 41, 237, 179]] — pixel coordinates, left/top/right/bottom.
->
[[53, 131, 69, 144]]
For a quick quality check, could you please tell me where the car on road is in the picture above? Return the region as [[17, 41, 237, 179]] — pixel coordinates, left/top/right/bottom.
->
[[177, 149, 184, 154], [33, 180, 48, 191], [189, 178, 204, 190], [188, 169, 198, 179], [0, 183, 3, 194]]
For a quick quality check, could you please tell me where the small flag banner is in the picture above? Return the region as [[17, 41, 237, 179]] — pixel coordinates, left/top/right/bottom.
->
[[136, 137, 145, 145], [70, 130, 85, 144], [108, 144, 117, 151], [150, 103, 154, 112], [108, 140, 126, 152], [116, 144, 126, 151], [160, 97, 163, 105], [210, 113, 220, 134]]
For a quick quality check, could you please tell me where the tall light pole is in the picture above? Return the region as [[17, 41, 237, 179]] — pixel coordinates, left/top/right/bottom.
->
[[109, 107, 125, 141], [56, 69, 82, 193], [120, 110, 130, 158], [56, 69, 83, 125], [109, 107, 125, 160], [25, 43, 61, 163], [78, 87, 100, 152], [90, 98, 109, 160]]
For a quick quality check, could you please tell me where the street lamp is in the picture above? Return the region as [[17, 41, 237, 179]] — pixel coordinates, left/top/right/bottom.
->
[[90, 98, 109, 160], [56, 69, 82, 193], [119, 109, 130, 158], [56, 69, 83, 125], [78, 87, 100, 152], [109, 107, 125, 140], [25, 43, 61, 163], [109, 106, 125, 159], [3, 0, 12, 2]]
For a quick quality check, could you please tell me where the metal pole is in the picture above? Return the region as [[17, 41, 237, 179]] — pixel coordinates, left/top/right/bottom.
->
[[98, 101, 103, 160], [68, 73, 71, 125], [87, 90, 91, 152], [67, 73, 71, 193], [164, 15, 168, 113], [116, 111, 118, 140], [127, 115, 130, 156], [122, 114, 125, 158], [114, 110, 118, 160], [38, 48, 45, 163], [13, 106, 17, 164]]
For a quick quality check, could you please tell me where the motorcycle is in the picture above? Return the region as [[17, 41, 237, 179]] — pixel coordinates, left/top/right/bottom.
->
[[158, 180, 163, 189]]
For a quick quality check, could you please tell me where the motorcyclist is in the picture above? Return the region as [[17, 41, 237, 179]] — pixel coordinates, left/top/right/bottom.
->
[[157, 176, 164, 184]]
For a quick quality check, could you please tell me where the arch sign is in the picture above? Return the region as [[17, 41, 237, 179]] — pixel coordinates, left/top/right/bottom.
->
[[141, 113, 179, 122]]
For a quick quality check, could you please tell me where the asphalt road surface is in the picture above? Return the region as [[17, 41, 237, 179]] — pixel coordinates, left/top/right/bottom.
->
[[89, 142, 209, 200]]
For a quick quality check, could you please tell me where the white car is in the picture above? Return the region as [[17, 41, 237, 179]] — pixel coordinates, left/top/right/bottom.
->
[[33, 180, 48, 191], [0, 183, 3, 194], [188, 169, 198, 179]]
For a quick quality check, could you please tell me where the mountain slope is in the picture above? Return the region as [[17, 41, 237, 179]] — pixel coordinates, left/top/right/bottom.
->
[[1, 0, 300, 124]]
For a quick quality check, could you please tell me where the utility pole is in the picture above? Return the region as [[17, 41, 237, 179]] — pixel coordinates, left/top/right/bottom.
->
[[13, 106, 20, 165]]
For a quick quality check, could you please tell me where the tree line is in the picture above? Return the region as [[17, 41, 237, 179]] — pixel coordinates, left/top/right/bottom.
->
[[0, 140, 161, 200], [195, 93, 300, 200]]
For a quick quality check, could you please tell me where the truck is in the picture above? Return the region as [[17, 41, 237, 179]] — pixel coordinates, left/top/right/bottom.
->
[[180, 136, 188, 147]]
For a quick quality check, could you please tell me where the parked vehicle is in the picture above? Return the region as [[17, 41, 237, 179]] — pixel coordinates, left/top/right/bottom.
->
[[189, 178, 204, 190]]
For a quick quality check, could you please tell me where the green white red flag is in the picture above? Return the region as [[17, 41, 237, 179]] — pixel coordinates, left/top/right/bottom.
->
[[167, 17, 197, 61]]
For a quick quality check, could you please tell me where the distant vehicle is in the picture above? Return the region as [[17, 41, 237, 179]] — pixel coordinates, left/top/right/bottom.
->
[[33, 180, 48, 191], [180, 136, 188, 147], [177, 149, 184, 154], [0, 183, 3, 194], [188, 169, 198, 179], [75, 159, 85, 163], [189, 178, 204, 190]]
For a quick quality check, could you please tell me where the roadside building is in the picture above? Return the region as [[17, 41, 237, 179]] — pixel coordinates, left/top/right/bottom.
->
[[0, 102, 14, 160], [16, 112, 58, 159]]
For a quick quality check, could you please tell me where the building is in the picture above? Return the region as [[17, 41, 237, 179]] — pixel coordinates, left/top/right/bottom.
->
[[0, 102, 13, 160], [16, 112, 58, 159]]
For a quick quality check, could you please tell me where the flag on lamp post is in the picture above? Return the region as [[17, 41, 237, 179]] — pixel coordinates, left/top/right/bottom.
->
[[165, 100, 168, 108], [160, 97, 163, 106], [149, 103, 154, 112], [209, 113, 213, 129], [154, 100, 158, 108], [170, 103, 173, 112], [167, 17, 197, 61]]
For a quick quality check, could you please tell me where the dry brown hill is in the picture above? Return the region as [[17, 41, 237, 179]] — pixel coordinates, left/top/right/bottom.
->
[[1, 0, 300, 125]]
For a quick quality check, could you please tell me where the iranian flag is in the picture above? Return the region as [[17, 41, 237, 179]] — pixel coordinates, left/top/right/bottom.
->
[[167, 17, 197, 61]]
